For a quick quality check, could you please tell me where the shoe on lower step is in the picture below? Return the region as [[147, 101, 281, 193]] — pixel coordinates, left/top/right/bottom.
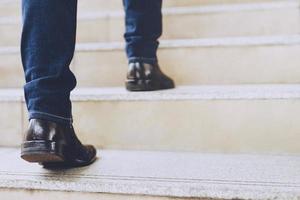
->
[[21, 119, 97, 168]]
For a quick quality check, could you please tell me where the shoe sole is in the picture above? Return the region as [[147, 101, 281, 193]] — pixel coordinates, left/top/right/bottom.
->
[[21, 140, 65, 163], [42, 156, 97, 169], [126, 80, 175, 91]]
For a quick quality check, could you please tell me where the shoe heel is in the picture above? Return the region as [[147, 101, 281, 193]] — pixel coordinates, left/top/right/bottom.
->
[[21, 140, 65, 163]]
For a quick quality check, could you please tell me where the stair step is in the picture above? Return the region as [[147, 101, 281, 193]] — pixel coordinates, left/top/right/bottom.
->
[[77, 0, 291, 13], [1, 1, 299, 46], [1, 35, 300, 88], [0, 147, 299, 199], [0, 0, 288, 18], [77, 1, 300, 43], [1, 85, 300, 154]]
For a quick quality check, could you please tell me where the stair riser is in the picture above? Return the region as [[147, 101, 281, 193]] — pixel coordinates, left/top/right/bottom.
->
[[78, 0, 285, 12], [1, 44, 300, 88], [0, 102, 23, 147], [65, 99, 300, 154], [73, 44, 300, 86], [83, 8, 300, 43], [0, 0, 283, 17], [1, 7, 299, 46], [0, 54, 23, 88], [0, 189, 186, 200], [2, 99, 299, 154], [0, 2, 19, 18]]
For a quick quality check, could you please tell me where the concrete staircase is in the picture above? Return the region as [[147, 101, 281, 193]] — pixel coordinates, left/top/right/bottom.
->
[[0, 0, 299, 199]]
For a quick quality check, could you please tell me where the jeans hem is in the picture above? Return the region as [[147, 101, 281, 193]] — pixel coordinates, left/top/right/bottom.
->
[[128, 57, 158, 64], [29, 111, 73, 125]]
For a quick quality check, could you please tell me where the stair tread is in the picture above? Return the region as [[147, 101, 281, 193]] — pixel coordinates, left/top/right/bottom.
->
[[0, 147, 299, 199], [0, 85, 300, 102], [71, 85, 300, 101]]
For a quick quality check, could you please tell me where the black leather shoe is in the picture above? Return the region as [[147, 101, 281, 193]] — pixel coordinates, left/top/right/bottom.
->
[[126, 61, 175, 91], [21, 119, 97, 168]]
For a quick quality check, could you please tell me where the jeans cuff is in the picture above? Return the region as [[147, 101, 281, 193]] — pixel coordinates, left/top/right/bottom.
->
[[128, 57, 158, 65], [29, 111, 73, 125]]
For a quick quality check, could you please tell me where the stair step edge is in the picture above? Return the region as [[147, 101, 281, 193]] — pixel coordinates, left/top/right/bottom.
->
[[0, 85, 300, 102]]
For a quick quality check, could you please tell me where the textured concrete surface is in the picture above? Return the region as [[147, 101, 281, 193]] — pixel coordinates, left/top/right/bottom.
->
[[0, 148, 299, 199]]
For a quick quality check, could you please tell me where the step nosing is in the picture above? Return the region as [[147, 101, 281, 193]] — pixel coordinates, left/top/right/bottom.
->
[[1, 35, 300, 54]]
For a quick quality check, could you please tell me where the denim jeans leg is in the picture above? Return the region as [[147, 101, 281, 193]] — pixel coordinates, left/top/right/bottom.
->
[[21, 0, 78, 125], [123, 0, 162, 64]]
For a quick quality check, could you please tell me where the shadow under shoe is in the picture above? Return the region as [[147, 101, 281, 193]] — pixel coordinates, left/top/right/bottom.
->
[[21, 119, 97, 168], [126, 61, 175, 91]]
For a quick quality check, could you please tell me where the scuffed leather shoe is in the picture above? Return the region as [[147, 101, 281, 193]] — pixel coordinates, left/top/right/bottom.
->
[[21, 119, 97, 168], [126, 61, 175, 91]]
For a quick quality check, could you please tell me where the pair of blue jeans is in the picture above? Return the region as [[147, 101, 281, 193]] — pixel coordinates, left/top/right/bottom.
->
[[21, 0, 162, 124]]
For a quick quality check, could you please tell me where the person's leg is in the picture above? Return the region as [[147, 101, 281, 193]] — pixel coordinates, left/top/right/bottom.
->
[[20, 0, 96, 167], [123, 0, 175, 91], [123, 0, 162, 63], [21, 0, 77, 124]]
